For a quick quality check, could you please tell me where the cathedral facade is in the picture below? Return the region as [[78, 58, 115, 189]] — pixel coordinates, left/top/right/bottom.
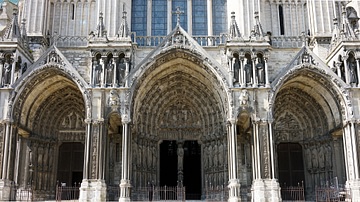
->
[[0, 0, 359, 201]]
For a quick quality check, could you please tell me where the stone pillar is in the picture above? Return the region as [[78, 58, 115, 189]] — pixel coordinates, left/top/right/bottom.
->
[[343, 56, 349, 84], [229, 56, 234, 88], [113, 54, 118, 87], [240, 56, 245, 87], [79, 117, 107, 202], [335, 61, 342, 81], [0, 56, 4, 88], [227, 119, 241, 202], [264, 57, 270, 87], [119, 117, 131, 202], [356, 59, 360, 87], [252, 57, 257, 87], [10, 57, 15, 85], [100, 57, 105, 87], [0, 121, 13, 201], [263, 119, 281, 202], [342, 121, 360, 201], [251, 120, 266, 201], [124, 58, 130, 88]]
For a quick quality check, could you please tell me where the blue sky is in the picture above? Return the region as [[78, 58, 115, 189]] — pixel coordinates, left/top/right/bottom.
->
[[0, 0, 19, 5]]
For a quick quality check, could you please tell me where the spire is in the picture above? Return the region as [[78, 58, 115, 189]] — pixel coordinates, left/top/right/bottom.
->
[[4, 8, 20, 39], [117, 3, 130, 38], [95, 12, 106, 38], [339, 6, 359, 40], [254, 11, 264, 37], [20, 18, 29, 48], [228, 12, 241, 40]]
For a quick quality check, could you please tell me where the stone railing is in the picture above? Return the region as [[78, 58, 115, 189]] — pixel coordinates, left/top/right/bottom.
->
[[52, 34, 304, 49], [271, 36, 304, 48]]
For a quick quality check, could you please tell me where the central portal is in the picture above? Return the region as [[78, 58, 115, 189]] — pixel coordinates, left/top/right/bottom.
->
[[160, 140, 201, 200]]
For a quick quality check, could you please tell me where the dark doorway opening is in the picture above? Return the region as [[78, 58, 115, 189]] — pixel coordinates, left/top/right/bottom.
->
[[277, 142, 305, 186], [160, 140, 178, 187], [159, 140, 202, 200], [57, 142, 84, 187], [183, 141, 201, 200]]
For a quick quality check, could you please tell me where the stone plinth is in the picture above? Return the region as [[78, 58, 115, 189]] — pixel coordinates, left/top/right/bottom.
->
[[79, 179, 107, 202]]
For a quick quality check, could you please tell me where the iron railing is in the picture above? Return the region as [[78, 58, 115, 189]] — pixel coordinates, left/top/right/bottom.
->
[[132, 186, 185, 201], [281, 183, 305, 201], [55, 183, 80, 202], [205, 184, 229, 201]]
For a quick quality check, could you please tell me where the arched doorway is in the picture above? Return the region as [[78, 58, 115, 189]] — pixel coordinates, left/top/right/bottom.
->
[[131, 49, 228, 200], [273, 68, 346, 200], [12, 66, 86, 200]]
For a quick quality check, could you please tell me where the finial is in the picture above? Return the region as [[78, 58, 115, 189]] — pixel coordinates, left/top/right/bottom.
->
[[172, 7, 184, 26]]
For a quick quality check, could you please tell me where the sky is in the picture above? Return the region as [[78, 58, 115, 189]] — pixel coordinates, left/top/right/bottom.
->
[[0, 0, 19, 5]]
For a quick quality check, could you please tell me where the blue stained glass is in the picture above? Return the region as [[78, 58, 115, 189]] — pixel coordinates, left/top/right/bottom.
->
[[212, 0, 227, 35], [192, 0, 207, 35], [172, 0, 187, 31], [152, 0, 167, 36], [131, 0, 147, 36]]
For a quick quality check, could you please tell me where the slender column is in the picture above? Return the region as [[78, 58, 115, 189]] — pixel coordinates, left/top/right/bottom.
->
[[207, 0, 212, 35], [252, 57, 257, 87], [252, 121, 258, 179], [10, 57, 15, 85], [96, 119, 105, 179], [100, 57, 105, 87], [124, 58, 130, 87], [0, 57, 4, 87], [167, 0, 172, 32], [1, 121, 12, 179], [227, 122, 233, 182], [350, 122, 359, 179], [147, 0, 152, 36], [356, 59, 360, 87], [83, 118, 92, 179], [6, 125, 13, 179], [255, 121, 261, 178], [264, 57, 270, 87], [187, 0, 192, 34], [268, 120, 275, 179], [90, 60, 95, 87], [227, 119, 240, 202], [229, 57, 234, 87], [113, 55, 118, 87], [119, 118, 131, 202], [336, 61, 342, 80], [241, 57, 246, 88], [239, 56, 245, 87], [343, 56, 349, 84]]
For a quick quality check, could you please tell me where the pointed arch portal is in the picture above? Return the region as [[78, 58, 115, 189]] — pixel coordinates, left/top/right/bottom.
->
[[131, 49, 228, 199], [273, 67, 346, 200]]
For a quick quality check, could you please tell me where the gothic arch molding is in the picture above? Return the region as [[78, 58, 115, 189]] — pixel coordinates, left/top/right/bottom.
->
[[130, 49, 230, 141], [270, 63, 351, 126], [11, 64, 87, 136]]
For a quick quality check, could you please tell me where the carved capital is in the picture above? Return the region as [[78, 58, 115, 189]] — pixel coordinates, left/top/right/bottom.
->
[[84, 118, 92, 124], [93, 118, 105, 125]]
